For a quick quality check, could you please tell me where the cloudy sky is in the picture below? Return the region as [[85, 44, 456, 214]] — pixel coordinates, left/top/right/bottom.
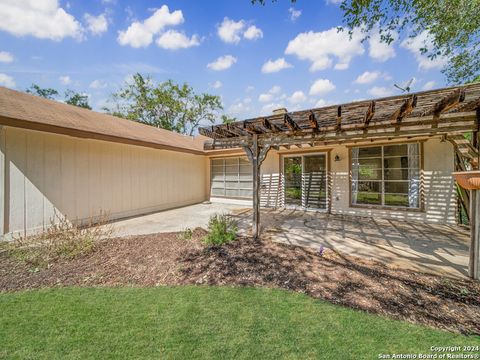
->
[[0, 0, 447, 120]]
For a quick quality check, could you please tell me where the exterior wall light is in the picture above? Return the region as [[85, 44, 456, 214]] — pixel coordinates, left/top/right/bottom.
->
[[334, 154, 341, 162]]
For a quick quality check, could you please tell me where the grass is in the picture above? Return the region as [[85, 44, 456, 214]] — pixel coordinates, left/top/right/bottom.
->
[[1, 287, 479, 359]]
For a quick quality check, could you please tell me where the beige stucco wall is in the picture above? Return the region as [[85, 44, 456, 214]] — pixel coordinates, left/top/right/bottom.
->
[[1, 126, 208, 238], [207, 137, 457, 224]]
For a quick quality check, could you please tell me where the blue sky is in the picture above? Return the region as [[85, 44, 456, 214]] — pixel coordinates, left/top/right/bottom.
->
[[0, 0, 448, 121]]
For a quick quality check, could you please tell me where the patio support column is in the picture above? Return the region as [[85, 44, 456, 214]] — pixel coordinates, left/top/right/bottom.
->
[[470, 108, 480, 280], [469, 190, 480, 279], [243, 134, 270, 240]]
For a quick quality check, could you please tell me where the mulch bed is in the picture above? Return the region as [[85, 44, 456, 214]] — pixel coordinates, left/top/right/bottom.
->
[[1, 231, 479, 335]]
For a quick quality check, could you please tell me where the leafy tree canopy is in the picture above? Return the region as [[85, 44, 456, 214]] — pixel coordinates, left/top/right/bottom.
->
[[64, 90, 92, 110], [26, 84, 92, 109], [252, 0, 480, 84], [26, 84, 59, 100], [105, 73, 223, 136]]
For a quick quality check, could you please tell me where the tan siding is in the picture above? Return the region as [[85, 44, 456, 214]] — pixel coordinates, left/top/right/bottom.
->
[[2, 127, 208, 238]]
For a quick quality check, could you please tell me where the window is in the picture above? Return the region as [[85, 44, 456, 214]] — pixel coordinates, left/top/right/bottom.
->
[[210, 157, 252, 198], [351, 143, 420, 208]]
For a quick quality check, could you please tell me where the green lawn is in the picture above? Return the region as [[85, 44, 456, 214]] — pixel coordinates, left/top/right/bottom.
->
[[1, 286, 479, 359]]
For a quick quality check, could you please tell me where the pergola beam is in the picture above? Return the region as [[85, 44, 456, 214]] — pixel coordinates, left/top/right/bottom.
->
[[363, 101, 375, 127], [391, 95, 417, 123], [284, 113, 300, 131], [428, 88, 466, 127], [262, 117, 282, 132], [336, 106, 342, 132], [309, 111, 319, 131]]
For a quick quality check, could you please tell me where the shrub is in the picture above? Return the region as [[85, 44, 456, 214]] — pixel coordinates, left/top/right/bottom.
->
[[6, 212, 112, 269], [203, 214, 237, 246], [177, 227, 193, 241]]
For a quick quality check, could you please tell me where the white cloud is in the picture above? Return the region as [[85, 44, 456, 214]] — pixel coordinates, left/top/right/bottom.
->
[[309, 78, 335, 96], [218, 17, 245, 44], [354, 71, 381, 84], [243, 25, 263, 40], [59, 75, 71, 85], [285, 28, 364, 71], [315, 98, 327, 107], [245, 85, 255, 92], [0, 51, 14, 63], [368, 86, 394, 98], [326, 0, 343, 4], [156, 30, 200, 50], [89, 79, 107, 89], [269, 85, 281, 94], [207, 55, 237, 71], [258, 93, 274, 103], [0, 73, 15, 88], [118, 5, 184, 48], [84, 13, 108, 35], [288, 91, 307, 104], [258, 85, 282, 103], [217, 17, 263, 44], [400, 31, 448, 70], [288, 7, 301, 22], [368, 31, 397, 62], [0, 0, 83, 41], [261, 102, 285, 116], [228, 97, 252, 115], [422, 80, 436, 91], [210, 80, 223, 89], [261, 58, 293, 74]]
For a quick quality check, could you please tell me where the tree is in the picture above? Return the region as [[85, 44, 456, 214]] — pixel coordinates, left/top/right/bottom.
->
[[64, 90, 92, 110], [221, 115, 236, 124], [105, 73, 224, 136], [340, 0, 480, 84], [252, 0, 480, 84], [26, 84, 59, 100], [26, 84, 92, 109]]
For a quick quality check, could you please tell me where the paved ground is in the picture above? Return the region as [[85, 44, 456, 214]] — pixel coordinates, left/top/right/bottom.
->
[[108, 202, 242, 237], [107, 203, 470, 278], [233, 209, 470, 279]]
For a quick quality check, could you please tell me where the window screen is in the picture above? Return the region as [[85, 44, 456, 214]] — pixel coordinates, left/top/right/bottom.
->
[[211, 157, 253, 198]]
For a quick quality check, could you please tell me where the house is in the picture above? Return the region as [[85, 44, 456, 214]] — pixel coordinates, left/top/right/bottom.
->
[[1, 84, 480, 278]]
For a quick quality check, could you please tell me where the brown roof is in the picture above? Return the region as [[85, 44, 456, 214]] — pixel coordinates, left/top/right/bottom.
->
[[0, 86, 208, 155]]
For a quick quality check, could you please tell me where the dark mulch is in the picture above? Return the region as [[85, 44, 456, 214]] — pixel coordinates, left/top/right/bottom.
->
[[1, 232, 479, 335]]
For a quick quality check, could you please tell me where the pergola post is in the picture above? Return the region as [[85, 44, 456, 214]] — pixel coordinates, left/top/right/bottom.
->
[[469, 190, 480, 279], [243, 134, 270, 240], [470, 109, 480, 280]]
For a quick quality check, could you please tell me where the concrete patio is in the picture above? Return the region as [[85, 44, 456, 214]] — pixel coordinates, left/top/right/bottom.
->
[[232, 208, 470, 279], [107, 203, 471, 279]]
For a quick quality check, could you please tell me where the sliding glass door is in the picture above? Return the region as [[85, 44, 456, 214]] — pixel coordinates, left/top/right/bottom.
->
[[283, 153, 328, 210]]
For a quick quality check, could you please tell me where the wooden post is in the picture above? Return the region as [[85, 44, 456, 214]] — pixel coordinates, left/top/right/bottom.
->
[[243, 134, 270, 240], [469, 190, 480, 279], [471, 108, 480, 280]]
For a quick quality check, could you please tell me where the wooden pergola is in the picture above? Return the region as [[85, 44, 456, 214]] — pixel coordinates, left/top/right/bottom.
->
[[199, 83, 480, 279]]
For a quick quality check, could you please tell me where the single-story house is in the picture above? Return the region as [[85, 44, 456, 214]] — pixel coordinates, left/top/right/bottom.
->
[[1, 84, 480, 278]]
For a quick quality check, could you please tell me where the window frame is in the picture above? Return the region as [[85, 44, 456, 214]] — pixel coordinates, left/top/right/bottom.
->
[[210, 156, 253, 199], [348, 141, 424, 212]]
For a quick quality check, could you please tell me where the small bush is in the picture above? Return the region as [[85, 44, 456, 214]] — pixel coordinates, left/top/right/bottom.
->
[[203, 214, 237, 246], [7, 212, 112, 269], [177, 227, 193, 241]]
